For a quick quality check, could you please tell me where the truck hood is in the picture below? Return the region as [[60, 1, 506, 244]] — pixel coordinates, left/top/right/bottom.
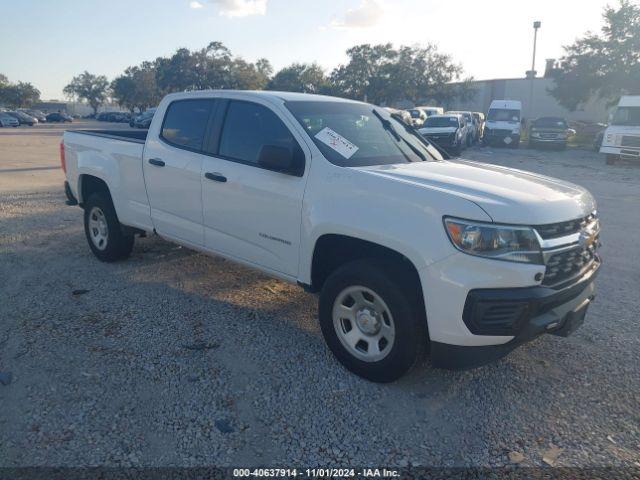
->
[[486, 120, 520, 132], [419, 127, 457, 134], [354, 160, 595, 224]]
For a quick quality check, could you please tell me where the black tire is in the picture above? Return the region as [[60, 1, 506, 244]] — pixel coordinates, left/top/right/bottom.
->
[[83, 192, 134, 262], [319, 259, 427, 382]]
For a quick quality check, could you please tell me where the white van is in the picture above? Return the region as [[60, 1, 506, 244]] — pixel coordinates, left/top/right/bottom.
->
[[483, 100, 522, 147], [600, 95, 640, 164], [417, 106, 444, 117]]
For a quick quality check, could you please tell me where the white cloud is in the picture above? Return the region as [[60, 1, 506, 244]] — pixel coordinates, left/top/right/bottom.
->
[[210, 0, 267, 18], [329, 0, 383, 29], [189, 1, 204, 8]]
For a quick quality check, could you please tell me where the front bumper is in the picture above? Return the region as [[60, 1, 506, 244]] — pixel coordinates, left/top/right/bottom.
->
[[430, 260, 599, 369], [530, 136, 567, 145], [484, 130, 520, 146], [424, 135, 456, 147]]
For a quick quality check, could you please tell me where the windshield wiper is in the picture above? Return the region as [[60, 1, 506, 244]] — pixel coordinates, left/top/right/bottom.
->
[[373, 110, 428, 162], [372, 109, 401, 141]]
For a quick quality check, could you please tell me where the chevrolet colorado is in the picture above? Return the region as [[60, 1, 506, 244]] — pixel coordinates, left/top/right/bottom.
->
[[62, 91, 601, 382]]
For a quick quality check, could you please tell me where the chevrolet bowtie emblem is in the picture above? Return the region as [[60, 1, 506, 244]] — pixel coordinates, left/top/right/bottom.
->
[[578, 229, 596, 249]]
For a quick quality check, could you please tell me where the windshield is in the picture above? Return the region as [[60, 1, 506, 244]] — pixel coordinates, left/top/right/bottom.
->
[[612, 106, 640, 126], [532, 117, 568, 128], [285, 101, 441, 167], [424, 116, 459, 128], [487, 109, 520, 122]]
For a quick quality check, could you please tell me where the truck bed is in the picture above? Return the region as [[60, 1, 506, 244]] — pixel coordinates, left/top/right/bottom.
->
[[71, 129, 148, 143]]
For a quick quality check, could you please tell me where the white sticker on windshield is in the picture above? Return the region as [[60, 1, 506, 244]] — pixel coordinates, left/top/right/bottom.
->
[[314, 127, 359, 159]]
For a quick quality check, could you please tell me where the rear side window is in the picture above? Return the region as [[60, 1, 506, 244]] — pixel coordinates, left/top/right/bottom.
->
[[219, 101, 300, 165], [161, 99, 213, 151]]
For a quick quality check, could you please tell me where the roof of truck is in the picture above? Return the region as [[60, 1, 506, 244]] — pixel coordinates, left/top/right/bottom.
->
[[489, 99, 522, 109], [618, 95, 640, 107], [163, 90, 360, 104]]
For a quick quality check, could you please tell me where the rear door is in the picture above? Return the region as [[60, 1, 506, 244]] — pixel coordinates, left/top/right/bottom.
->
[[143, 99, 216, 246], [200, 99, 309, 278]]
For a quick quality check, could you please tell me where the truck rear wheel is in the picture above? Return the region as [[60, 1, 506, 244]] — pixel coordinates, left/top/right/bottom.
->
[[83, 192, 134, 262], [319, 259, 426, 382]]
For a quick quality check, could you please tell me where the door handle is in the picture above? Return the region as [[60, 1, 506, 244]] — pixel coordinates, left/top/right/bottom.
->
[[204, 172, 227, 183], [148, 158, 165, 167]]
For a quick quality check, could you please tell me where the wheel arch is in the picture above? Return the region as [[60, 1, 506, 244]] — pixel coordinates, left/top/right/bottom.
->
[[308, 234, 427, 332], [77, 174, 112, 207]]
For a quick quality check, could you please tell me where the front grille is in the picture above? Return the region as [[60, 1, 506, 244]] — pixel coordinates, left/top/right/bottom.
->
[[490, 129, 512, 137], [535, 213, 596, 240], [543, 244, 598, 287], [622, 135, 640, 148]]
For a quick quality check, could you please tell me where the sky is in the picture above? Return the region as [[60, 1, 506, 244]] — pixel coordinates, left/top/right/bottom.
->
[[0, 0, 613, 100]]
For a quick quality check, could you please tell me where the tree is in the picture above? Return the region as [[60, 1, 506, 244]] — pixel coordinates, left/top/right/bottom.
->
[[267, 63, 328, 93], [0, 78, 41, 108], [154, 42, 272, 94], [328, 43, 470, 105], [549, 0, 640, 110], [63, 71, 109, 114], [111, 62, 161, 112], [329, 43, 396, 102]]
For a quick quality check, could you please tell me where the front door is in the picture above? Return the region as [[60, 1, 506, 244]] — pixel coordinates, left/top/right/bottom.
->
[[201, 100, 309, 277]]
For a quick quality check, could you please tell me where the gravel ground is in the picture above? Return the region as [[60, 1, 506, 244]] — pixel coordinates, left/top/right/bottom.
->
[[0, 126, 639, 470]]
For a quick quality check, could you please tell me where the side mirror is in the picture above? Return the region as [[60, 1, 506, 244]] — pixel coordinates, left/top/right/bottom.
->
[[258, 144, 304, 176]]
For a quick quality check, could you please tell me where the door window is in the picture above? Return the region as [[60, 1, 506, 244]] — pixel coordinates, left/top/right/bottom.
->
[[219, 101, 300, 166], [161, 99, 214, 151]]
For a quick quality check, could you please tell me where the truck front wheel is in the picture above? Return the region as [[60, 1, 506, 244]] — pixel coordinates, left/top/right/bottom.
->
[[319, 260, 426, 382], [83, 192, 134, 262]]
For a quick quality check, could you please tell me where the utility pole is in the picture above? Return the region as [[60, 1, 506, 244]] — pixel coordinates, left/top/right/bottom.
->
[[527, 21, 542, 122]]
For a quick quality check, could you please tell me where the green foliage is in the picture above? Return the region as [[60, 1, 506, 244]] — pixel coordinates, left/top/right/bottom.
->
[[328, 43, 471, 105], [111, 62, 161, 112], [63, 71, 109, 114], [64, 40, 471, 111], [154, 42, 271, 94], [0, 76, 41, 108], [549, 0, 640, 110], [267, 63, 329, 93]]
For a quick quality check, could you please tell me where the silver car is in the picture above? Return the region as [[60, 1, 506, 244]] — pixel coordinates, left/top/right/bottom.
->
[[0, 112, 19, 127]]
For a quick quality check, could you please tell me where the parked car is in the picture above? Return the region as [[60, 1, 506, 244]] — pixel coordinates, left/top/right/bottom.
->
[[46, 112, 73, 123], [418, 114, 467, 155], [407, 108, 427, 127], [97, 111, 129, 122], [130, 110, 156, 128], [0, 112, 19, 127], [445, 111, 475, 146], [416, 106, 444, 117], [6, 111, 38, 126], [18, 108, 47, 123], [600, 95, 640, 164], [529, 117, 575, 149], [483, 100, 522, 147], [62, 90, 601, 382]]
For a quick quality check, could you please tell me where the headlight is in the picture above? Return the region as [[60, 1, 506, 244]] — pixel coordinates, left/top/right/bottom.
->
[[444, 217, 543, 264], [531, 132, 540, 138]]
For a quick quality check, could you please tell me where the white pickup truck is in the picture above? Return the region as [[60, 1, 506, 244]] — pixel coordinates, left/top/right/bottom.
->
[[62, 91, 601, 382]]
